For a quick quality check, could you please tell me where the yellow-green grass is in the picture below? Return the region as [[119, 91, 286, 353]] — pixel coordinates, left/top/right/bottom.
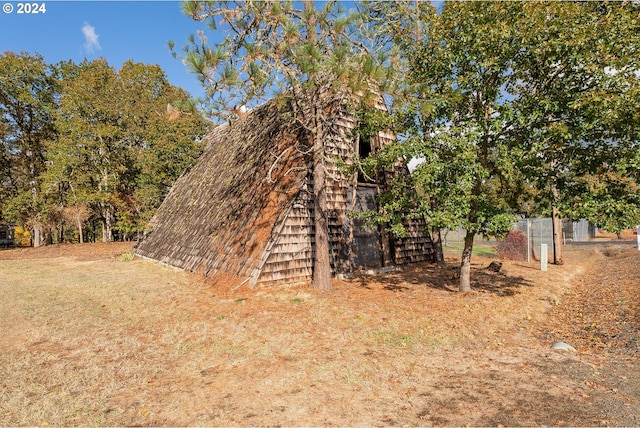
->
[[442, 242, 497, 258]]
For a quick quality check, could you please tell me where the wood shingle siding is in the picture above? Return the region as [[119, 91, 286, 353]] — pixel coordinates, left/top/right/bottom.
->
[[135, 92, 434, 287]]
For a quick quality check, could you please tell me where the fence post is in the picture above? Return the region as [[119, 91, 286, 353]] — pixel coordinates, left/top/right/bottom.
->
[[541, 244, 548, 271], [526, 219, 531, 263], [540, 219, 543, 254]]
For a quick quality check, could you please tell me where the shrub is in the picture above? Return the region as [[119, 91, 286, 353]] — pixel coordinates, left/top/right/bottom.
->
[[14, 226, 31, 247], [496, 230, 527, 261]]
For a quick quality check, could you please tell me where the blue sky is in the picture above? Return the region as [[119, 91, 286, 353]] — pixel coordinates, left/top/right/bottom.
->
[[0, 1, 209, 100]]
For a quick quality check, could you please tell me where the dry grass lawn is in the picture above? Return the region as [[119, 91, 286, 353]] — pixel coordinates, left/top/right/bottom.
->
[[0, 241, 638, 426]]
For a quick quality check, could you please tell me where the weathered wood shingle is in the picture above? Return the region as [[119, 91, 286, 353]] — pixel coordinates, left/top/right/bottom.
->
[[135, 92, 434, 287], [135, 100, 307, 279]]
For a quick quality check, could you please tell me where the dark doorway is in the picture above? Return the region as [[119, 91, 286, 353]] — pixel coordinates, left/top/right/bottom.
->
[[351, 186, 383, 269]]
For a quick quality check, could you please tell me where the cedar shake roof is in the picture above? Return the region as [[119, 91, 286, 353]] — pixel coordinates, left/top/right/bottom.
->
[[135, 99, 309, 279], [135, 91, 435, 286]]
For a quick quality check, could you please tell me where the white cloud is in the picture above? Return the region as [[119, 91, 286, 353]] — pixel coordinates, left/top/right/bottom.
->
[[82, 22, 101, 54]]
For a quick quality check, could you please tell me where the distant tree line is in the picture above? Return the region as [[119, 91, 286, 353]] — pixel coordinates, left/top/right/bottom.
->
[[0, 52, 210, 246]]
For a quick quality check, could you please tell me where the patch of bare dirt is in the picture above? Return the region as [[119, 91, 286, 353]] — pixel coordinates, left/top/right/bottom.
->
[[0, 241, 638, 426], [533, 243, 640, 427]]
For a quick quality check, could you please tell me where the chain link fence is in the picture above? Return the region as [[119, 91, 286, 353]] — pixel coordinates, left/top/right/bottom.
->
[[442, 218, 595, 263], [512, 218, 553, 262]]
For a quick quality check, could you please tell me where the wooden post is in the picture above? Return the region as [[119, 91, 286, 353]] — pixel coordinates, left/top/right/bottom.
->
[[551, 205, 563, 265], [541, 244, 548, 271], [526, 219, 531, 263]]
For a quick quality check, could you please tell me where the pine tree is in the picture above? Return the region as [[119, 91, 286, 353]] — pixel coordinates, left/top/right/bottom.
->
[[174, 1, 389, 289]]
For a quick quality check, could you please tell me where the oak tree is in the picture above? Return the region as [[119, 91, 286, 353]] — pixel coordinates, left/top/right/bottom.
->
[[367, 1, 524, 292], [510, 1, 640, 263], [0, 52, 57, 246], [366, 0, 640, 291]]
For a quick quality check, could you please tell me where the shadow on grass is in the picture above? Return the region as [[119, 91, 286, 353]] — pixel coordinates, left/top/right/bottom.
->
[[353, 261, 533, 297]]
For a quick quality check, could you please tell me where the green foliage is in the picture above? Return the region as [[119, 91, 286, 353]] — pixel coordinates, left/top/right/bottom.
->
[[361, 2, 605, 286], [116, 251, 135, 262], [0, 52, 57, 243], [509, 1, 640, 225], [0, 53, 210, 243], [566, 170, 640, 235], [172, 1, 389, 120], [366, 2, 522, 241], [361, 1, 639, 290], [47, 58, 209, 241]]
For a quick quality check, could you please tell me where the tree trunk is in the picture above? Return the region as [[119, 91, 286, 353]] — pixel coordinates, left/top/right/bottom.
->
[[32, 224, 42, 248], [430, 198, 445, 265], [27, 145, 44, 248], [431, 229, 445, 266], [76, 218, 84, 244], [459, 231, 475, 292], [102, 209, 113, 243], [529, 232, 539, 262], [551, 204, 563, 265], [304, 3, 331, 290], [312, 124, 332, 290], [550, 165, 563, 265]]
